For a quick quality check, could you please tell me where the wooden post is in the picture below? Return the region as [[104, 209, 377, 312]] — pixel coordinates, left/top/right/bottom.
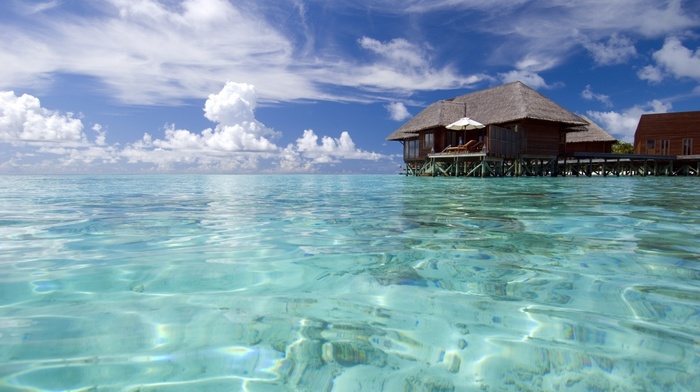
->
[[602, 159, 607, 176], [481, 158, 487, 178], [561, 156, 567, 177]]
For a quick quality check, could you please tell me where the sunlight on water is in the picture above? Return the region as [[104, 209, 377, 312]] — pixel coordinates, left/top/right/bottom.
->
[[1, 175, 699, 391]]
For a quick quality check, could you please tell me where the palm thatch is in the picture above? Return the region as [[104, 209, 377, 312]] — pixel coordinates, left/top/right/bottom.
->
[[385, 100, 465, 140], [566, 115, 617, 143], [387, 81, 587, 141]]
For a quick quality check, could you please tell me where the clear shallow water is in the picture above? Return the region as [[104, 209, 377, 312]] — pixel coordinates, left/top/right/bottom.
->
[[0, 175, 699, 391]]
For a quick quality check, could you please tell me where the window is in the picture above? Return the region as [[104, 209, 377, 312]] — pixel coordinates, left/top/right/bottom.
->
[[683, 138, 693, 155], [404, 138, 419, 159], [660, 139, 670, 155], [423, 132, 434, 149], [646, 139, 655, 154], [446, 131, 460, 148]]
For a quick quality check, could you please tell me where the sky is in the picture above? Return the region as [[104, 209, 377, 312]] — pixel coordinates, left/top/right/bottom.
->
[[1, 0, 699, 174]]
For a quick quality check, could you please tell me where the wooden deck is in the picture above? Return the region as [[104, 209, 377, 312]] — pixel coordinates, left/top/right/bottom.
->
[[404, 152, 700, 177]]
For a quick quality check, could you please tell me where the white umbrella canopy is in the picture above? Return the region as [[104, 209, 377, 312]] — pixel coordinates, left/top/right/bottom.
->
[[446, 117, 485, 130]]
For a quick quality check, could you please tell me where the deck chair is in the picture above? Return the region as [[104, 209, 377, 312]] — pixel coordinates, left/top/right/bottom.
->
[[469, 142, 484, 152]]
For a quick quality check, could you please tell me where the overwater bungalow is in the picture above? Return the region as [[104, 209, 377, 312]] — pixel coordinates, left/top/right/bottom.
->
[[564, 114, 617, 154], [387, 81, 589, 176]]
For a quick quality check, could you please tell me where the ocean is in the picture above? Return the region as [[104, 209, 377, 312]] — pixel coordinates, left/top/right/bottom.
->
[[0, 175, 698, 391]]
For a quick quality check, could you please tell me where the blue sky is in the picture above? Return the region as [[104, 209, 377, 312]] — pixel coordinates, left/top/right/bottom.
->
[[1, 0, 699, 174]]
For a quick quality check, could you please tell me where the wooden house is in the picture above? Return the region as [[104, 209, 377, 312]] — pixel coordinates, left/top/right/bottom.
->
[[386, 82, 588, 168], [633, 111, 700, 156], [564, 114, 617, 154]]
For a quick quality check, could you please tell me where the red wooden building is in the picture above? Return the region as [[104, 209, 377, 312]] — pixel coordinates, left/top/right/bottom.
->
[[633, 111, 700, 156]]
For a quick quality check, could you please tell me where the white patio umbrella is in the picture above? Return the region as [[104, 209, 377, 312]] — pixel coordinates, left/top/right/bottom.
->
[[446, 117, 485, 130]]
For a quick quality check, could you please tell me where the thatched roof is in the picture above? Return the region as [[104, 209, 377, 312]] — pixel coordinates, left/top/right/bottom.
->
[[387, 81, 588, 141], [566, 115, 617, 143]]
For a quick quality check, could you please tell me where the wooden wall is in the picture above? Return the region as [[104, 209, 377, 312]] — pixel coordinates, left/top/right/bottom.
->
[[564, 141, 614, 154], [634, 111, 700, 155], [403, 119, 588, 161], [520, 119, 561, 156]]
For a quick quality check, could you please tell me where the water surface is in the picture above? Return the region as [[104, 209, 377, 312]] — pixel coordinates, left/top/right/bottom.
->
[[1, 175, 699, 391]]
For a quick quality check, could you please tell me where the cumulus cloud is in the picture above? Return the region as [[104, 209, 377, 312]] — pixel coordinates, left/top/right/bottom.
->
[[581, 85, 613, 107], [123, 80, 389, 171], [651, 37, 700, 81], [587, 99, 672, 142], [0, 82, 388, 173], [122, 83, 281, 169], [204, 83, 258, 125], [386, 102, 411, 121], [0, 91, 122, 171], [0, 91, 86, 145], [637, 65, 665, 83], [92, 124, 107, 146], [582, 33, 637, 66], [293, 129, 382, 164], [637, 37, 700, 86]]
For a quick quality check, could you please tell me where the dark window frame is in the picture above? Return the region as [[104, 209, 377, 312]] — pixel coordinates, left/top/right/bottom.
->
[[683, 138, 693, 155], [423, 132, 434, 149], [404, 138, 420, 159]]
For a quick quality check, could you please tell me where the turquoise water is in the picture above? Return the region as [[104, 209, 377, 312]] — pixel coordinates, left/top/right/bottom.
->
[[0, 175, 699, 391]]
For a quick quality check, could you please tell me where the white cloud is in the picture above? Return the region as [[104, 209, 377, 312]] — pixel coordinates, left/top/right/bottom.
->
[[0, 92, 122, 172], [499, 70, 551, 89], [3, 0, 696, 105], [470, 0, 695, 74], [651, 37, 700, 81], [514, 56, 559, 73], [386, 102, 411, 121], [142, 82, 281, 155], [294, 129, 382, 163], [587, 99, 672, 142], [204, 82, 258, 125], [92, 124, 107, 146], [325, 37, 483, 92], [14, 0, 62, 15], [359, 37, 427, 70], [581, 85, 612, 107], [0, 0, 316, 104], [0, 1, 481, 105], [582, 33, 637, 65], [498, 53, 563, 89], [637, 65, 665, 83], [0, 91, 86, 145], [0, 82, 388, 173]]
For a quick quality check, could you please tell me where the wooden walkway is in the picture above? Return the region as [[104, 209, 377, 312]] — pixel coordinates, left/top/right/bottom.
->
[[404, 152, 700, 177]]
